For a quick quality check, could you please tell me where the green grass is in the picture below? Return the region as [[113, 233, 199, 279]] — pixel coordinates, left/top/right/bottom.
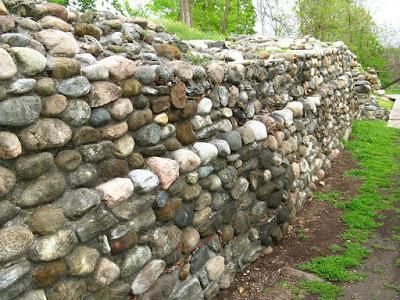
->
[[299, 281, 343, 300], [158, 19, 225, 40], [385, 87, 400, 95], [298, 120, 400, 296], [376, 97, 394, 110], [315, 191, 341, 207]]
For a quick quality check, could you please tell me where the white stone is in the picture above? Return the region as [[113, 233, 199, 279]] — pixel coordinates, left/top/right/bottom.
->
[[96, 178, 134, 207], [193, 142, 218, 165], [243, 120, 268, 141], [128, 169, 159, 193], [286, 101, 304, 117], [197, 97, 213, 114], [209, 139, 231, 157], [205, 255, 225, 280], [172, 149, 201, 173], [131, 260, 165, 295]]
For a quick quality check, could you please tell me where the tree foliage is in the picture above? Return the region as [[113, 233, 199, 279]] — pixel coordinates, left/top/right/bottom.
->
[[295, 0, 385, 78], [149, 0, 256, 35]]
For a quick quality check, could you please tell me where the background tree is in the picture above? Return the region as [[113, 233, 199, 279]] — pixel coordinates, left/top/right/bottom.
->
[[179, 0, 193, 27], [296, 0, 386, 84]]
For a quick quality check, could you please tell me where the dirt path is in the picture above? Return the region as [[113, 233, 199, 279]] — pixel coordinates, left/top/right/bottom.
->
[[339, 207, 400, 300], [217, 150, 400, 299]]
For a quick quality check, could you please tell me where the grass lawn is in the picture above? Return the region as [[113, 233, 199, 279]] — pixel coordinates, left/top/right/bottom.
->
[[293, 120, 400, 299], [158, 19, 225, 40], [376, 96, 394, 110]]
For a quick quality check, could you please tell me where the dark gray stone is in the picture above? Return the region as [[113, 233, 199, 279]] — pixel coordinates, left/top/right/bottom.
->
[[56, 188, 101, 219], [135, 123, 161, 146], [15, 152, 54, 180], [89, 108, 112, 127], [0, 96, 41, 127]]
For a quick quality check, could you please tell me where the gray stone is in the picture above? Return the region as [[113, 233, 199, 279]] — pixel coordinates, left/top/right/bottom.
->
[[7, 79, 36, 95], [16, 152, 54, 180], [19, 118, 72, 150], [110, 194, 153, 221], [0, 96, 41, 127], [121, 245, 152, 278], [57, 76, 91, 98], [168, 277, 203, 300], [89, 108, 112, 127], [15, 289, 47, 300], [209, 139, 231, 157], [29, 207, 65, 235], [75, 207, 118, 242], [0, 227, 34, 263], [67, 163, 98, 188], [138, 270, 178, 300], [0, 201, 20, 225], [0, 259, 31, 290], [136, 66, 156, 85], [17, 171, 66, 207], [217, 131, 242, 152], [31, 229, 77, 261], [79, 141, 113, 162], [9, 47, 47, 76], [56, 188, 101, 218], [128, 169, 160, 193], [148, 225, 182, 258], [218, 166, 238, 189], [61, 99, 91, 127], [131, 260, 165, 295], [135, 123, 161, 146]]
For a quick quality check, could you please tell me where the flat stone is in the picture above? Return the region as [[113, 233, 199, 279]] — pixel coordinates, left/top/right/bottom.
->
[[32, 260, 65, 288], [17, 171, 66, 207], [88, 258, 120, 291], [35, 29, 79, 57], [72, 126, 101, 146], [0, 96, 41, 127], [119, 245, 151, 277], [19, 118, 72, 150], [128, 169, 159, 193], [31, 229, 77, 261], [148, 225, 181, 258], [65, 246, 99, 276], [79, 141, 113, 162], [81, 64, 109, 81], [0, 132, 21, 159], [7, 78, 36, 95], [48, 57, 81, 78], [110, 194, 153, 221], [56, 188, 100, 218], [97, 55, 137, 81], [29, 3, 69, 21], [138, 270, 178, 300], [88, 81, 122, 107], [146, 157, 180, 189], [131, 260, 165, 295], [0, 227, 34, 263], [75, 207, 118, 242], [42, 94, 68, 117], [29, 207, 65, 235], [0, 48, 17, 80], [100, 122, 128, 140], [57, 76, 91, 98], [172, 149, 201, 173], [168, 277, 203, 300], [15, 152, 54, 180], [1, 257, 29, 290], [96, 178, 134, 207], [74, 23, 102, 39], [38, 15, 71, 31]]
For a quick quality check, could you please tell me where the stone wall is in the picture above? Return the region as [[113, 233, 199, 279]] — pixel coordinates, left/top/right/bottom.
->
[[0, 1, 374, 299]]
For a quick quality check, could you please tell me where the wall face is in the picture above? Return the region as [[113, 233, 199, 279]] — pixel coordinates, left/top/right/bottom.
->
[[0, 2, 374, 300]]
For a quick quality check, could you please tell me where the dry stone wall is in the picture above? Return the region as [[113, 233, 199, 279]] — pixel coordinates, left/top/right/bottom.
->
[[0, 1, 377, 299]]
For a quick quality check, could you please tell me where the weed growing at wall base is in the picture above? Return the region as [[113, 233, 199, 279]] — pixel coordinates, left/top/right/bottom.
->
[[298, 120, 400, 297]]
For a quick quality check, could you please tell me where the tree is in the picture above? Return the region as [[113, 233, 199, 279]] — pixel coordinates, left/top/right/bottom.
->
[[254, 0, 296, 37], [220, 0, 231, 34], [179, 0, 193, 27], [295, 0, 385, 76]]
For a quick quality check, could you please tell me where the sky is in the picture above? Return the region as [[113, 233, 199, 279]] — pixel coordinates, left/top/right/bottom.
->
[[125, 0, 400, 35]]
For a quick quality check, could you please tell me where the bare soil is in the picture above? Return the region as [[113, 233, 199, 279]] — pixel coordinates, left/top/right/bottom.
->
[[217, 151, 364, 300]]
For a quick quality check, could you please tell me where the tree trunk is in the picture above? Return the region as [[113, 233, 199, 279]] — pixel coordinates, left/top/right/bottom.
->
[[220, 0, 231, 34], [383, 77, 400, 89], [179, 0, 193, 27]]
